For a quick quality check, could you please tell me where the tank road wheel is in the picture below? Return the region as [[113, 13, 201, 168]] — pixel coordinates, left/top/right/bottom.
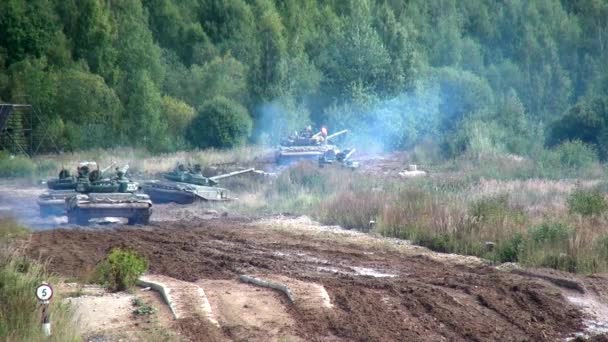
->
[[128, 209, 151, 225], [67, 209, 89, 226]]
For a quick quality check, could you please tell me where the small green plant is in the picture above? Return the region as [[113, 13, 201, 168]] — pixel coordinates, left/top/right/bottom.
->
[[96, 248, 148, 292], [568, 189, 608, 216], [494, 233, 524, 263], [528, 222, 572, 244], [132, 297, 156, 316]]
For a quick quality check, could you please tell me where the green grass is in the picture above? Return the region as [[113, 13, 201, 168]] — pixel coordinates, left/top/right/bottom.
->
[[0, 220, 78, 341]]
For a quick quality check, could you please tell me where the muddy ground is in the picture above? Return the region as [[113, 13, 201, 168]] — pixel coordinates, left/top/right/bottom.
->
[[2, 155, 608, 341], [23, 216, 608, 342]]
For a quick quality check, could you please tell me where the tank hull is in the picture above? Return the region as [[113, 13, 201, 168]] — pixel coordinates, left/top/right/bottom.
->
[[275, 145, 336, 165], [47, 178, 77, 190], [66, 193, 152, 225], [142, 181, 231, 204], [37, 190, 76, 217]]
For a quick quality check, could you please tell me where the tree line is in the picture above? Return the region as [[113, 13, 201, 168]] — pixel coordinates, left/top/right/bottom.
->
[[0, 0, 606, 158]]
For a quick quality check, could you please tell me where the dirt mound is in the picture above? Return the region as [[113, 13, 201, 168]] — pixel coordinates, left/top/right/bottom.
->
[[176, 317, 225, 342], [27, 218, 589, 341]]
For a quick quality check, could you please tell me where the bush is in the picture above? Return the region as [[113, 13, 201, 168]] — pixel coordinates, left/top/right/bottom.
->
[[0, 251, 78, 341], [494, 233, 524, 263], [539, 140, 598, 173], [528, 222, 572, 244], [568, 189, 608, 217], [0, 155, 36, 178], [96, 248, 148, 292], [187, 96, 252, 149]]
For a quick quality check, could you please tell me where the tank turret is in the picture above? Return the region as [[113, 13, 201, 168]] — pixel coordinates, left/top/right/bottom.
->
[[276, 127, 349, 164], [66, 163, 151, 225], [143, 164, 255, 204]]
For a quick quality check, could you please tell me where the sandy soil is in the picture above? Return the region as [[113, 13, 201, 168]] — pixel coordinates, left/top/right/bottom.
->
[[60, 284, 175, 341]]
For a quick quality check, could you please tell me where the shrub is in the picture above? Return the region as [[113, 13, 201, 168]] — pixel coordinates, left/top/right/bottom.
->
[[0, 155, 36, 178], [0, 251, 78, 341], [96, 248, 148, 292], [494, 233, 524, 263], [528, 222, 572, 244], [539, 140, 598, 174], [187, 96, 252, 149], [568, 189, 608, 216], [413, 232, 455, 253]]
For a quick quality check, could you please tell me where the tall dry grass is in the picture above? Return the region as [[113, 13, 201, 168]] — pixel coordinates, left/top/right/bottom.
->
[[0, 218, 78, 341], [32, 146, 271, 177], [251, 161, 608, 273]]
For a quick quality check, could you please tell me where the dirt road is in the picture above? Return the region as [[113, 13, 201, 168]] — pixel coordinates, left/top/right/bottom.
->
[[25, 215, 608, 341]]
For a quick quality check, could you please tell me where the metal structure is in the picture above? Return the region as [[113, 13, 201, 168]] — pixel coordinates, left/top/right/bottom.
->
[[0, 103, 60, 156]]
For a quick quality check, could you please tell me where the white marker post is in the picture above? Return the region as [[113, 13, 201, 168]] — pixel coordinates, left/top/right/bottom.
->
[[35, 282, 53, 337]]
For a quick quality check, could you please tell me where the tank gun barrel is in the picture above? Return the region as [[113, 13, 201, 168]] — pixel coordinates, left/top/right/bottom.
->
[[326, 129, 348, 141], [343, 148, 356, 160], [209, 168, 255, 182], [100, 162, 117, 175]]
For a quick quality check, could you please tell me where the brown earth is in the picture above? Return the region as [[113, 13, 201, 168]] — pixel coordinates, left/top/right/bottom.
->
[[26, 217, 608, 342]]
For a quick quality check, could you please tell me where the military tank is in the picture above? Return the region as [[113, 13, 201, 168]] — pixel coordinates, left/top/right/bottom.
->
[[66, 164, 152, 225], [276, 127, 348, 164], [142, 164, 254, 204], [318, 148, 359, 169], [37, 162, 98, 217]]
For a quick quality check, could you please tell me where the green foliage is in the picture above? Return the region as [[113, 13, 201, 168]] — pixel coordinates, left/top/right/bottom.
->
[[161, 96, 195, 148], [0, 226, 78, 341], [132, 297, 156, 316], [0, 0, 607, 155], [528, 222, 572, 245], [548, 96, 608, 160], [187, 97, 252, 148], [568, 189, 608, 217], [0, 218, 29, 244], [494, 233, 524, 263], [95, 248, 148, 292], [539, 140, 598, 172], [0, 154, 36, 178], [470, 194, 510, 223]]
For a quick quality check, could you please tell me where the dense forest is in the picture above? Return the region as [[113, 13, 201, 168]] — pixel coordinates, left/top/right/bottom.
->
[[0, 0, 607, 158]]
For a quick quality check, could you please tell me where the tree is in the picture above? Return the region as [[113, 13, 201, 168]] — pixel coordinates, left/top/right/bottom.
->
[[548, 96, 608, 159], [123, 70, 166, 149], [55, 70, 123, 149], [187, 97, 252, 148], [318, 0, 392, 100], [161, 96, 195, 147], [250, 0, 288, 101], [0, 0, 59, 65]]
